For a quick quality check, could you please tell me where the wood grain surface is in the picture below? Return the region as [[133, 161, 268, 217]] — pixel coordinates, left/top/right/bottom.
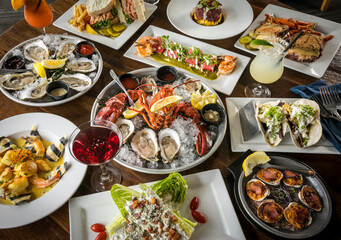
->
[[0, 0, 340, 239]]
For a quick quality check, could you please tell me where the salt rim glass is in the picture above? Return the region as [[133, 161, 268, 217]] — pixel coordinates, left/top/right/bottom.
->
[[68, 119, 123, 192]]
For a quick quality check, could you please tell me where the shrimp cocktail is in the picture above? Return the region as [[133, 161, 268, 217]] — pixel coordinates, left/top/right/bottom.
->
[[69, 120, 123, 192]]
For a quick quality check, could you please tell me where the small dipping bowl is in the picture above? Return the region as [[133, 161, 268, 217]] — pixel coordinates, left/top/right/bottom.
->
[[46, 81, 70, 101], [156, 66, 177, 84], [75, 41, 96, 58], [119, 73, 139, 90], [201, 103, 225, 126], [3, 55, 25, 69]]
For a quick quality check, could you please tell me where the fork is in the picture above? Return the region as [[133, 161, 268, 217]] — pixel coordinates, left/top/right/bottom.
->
[[319, 86, 341, 120]]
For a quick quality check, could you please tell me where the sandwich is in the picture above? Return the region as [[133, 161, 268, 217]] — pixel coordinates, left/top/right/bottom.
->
[[286, 33, 324, 62], [254, 23, 289, 40], [86, 0, 118, 28], [286, 99, 322, 149], [256, 100, 288, 147], [115, 0, 146, 24]]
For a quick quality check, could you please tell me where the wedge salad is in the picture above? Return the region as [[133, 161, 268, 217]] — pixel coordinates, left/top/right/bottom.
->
[[106, 173, 197, 239]]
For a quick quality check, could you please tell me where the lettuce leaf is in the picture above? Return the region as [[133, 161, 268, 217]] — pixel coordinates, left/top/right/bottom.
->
[[92, 20, 111, 28], [105, 212, 125, 238], [149, 172, 188, 204], [173, 211, 197, 238], [110, 184, 141, 217]]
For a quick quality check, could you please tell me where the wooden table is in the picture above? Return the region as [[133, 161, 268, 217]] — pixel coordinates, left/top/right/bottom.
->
[[0, 0, 340, 239]]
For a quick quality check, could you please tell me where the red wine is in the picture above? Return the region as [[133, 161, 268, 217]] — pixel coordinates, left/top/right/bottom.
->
[[72, 126, 120, 165]]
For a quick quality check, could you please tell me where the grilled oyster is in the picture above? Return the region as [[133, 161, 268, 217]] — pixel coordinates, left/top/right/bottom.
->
[[58, 73, 92, 91], [0, 72, 36, 90], [19, 80, 49, 99], [23, 39, 49, 62], [246, 179, 270, 201], [256, 100, 287, 147], [257, 168, 283, 186], [56, 39, 79, 58], [286, 99, 322, 149], [283, 170, 303, 188], [298, 185, 323, 211], [284, 202, 312, 229], [257, 199, 284, 223], [131, 128, 159, 162], [116, 118, 135, 144], [158, 128, 180, 163], [66, 58, 96, 73]]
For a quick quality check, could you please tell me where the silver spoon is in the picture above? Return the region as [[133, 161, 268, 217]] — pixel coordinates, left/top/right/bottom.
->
[[110, 69, 134, 107]]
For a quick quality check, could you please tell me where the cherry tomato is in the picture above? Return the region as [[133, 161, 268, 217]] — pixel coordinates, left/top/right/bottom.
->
[[95, 231, 107, 240], [91, 223, 106, 233], [192, 210, 206, 224], [190, 197, 199, 211]]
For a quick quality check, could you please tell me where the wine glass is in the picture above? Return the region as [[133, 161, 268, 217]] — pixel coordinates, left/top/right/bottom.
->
[[69, 120, 123, 192], [244, 41, 285, 98], [24, 0, 53, 35]]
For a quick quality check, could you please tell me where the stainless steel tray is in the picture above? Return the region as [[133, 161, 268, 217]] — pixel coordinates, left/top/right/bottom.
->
[[90, 67, 227, 174]]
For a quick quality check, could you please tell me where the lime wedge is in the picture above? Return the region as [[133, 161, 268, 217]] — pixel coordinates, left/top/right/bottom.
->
[[249, 39, 274, 49]]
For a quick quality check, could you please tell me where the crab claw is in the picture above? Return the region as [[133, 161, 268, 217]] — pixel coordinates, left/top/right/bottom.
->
[[196, 123, 212, 156]]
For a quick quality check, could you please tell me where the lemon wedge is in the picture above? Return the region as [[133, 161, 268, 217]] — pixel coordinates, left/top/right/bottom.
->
[[11, 0, 25, 11], [86, 24, 98, 35], [150, 95, 183, 113], [242, 151, 270, 177], [33, 62, 46, 78], [190, 90, 217, 110], [41, 58, 68, 69], [123, 99, 143, 119]]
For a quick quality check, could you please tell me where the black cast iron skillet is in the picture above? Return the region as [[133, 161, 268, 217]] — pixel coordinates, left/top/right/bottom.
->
[[228, 150, 332, 239]]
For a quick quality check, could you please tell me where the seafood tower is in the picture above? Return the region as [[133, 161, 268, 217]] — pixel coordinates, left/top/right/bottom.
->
[[193, 0, 223, 26]]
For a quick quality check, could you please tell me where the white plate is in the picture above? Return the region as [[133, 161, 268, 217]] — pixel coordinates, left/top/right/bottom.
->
[[124, 25, 250, 95], [0, 34, 103, 107], [0, 113, 87, 229], [167, 0, 253, 40], [234, 4, 341, 78], [53, 0, 157, 50], [226, 97, 340, 154], [69, 169, 245, 240]]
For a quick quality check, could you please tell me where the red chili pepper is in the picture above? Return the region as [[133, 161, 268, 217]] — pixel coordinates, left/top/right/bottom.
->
[[192, 210, 206, 223], [91, 223, 106, 233], [95, 231, 107, 240], [190, 197, 199, 211]]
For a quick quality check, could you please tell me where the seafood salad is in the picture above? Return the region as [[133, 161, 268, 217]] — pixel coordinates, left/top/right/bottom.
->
[[94, 71, 224, 170], [135, 35, 237, 80], [0, 35, 100, 103], [106, 173, 197, 239], [0, 126, 67, 205]]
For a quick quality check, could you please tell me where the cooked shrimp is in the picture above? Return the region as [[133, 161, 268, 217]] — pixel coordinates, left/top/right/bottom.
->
[[8, 176, 29, 195], [15, 161, 37, 177], [0, 167, 13, 182], [35, 160, 51, 172], [23, 137, 45, 158], [218, 56, 238, 75], [135, 36, 157, 57], [29, 173, 60, 189]]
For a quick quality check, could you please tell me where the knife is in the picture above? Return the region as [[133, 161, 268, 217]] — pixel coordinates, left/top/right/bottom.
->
[[110, 69, 134, 106]]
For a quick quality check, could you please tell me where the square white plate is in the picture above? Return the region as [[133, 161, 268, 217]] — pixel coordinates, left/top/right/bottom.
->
[[124, 25, 250, 95], [69, 169, 245, 240], [226, 97, 340, 154], [53, 0, 157, 50], [234, 4, 341, 78]]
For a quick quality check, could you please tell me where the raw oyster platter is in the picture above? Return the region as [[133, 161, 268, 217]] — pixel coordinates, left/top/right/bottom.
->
[[226, 97, 340, 154], [0, 34, 103, 107], [228, 150, 332, 239], [90, 67, 227, 174]]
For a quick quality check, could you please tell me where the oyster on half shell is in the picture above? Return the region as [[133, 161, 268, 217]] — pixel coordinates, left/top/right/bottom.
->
[[58, 73, 91, 92], [0, 72, 36, 90], [140, 76, 158, 95], [19, 80, 49, 99], [56, 39, 79, 58], [23, 39, 49, 62], [158, 128, 180, 163], [66, 58, 96, 73], [116, 118, 135, 144], [131, 128, 159, 162]]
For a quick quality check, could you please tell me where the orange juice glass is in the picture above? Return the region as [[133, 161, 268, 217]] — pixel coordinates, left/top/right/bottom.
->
[[24, 0, 53, 29]]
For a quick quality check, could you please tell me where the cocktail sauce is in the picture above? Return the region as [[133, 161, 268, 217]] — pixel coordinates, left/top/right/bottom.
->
[[159, 72, 175, 82], [121, 77, 138, 89], [77, 43, 94, 56]]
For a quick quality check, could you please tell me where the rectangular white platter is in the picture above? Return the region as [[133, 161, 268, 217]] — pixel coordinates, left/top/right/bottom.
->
[[69, 169, 246, 240], [234, 4, 341, 78], [53, 0, 157, 50], [124, 25, 251, 95], [226, 97, 340, 154]]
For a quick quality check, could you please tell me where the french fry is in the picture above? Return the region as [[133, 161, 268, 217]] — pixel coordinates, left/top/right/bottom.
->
[[76, 9, 88, 23], [69, 4, 90, 31]]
